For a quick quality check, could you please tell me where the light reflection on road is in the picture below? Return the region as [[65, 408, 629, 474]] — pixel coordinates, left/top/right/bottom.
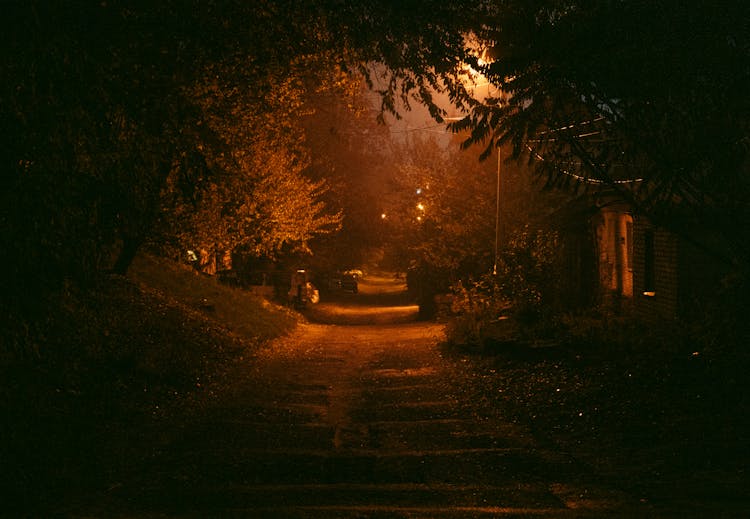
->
[[305, 271, 419, 325]]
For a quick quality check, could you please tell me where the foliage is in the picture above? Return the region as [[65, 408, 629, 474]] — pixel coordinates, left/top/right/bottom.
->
[[381, 136, 496, 276], [159, 51, 353, 260], [328, 1, 485, 122], [300, 75, 396, 272], [0, 2, 182, 293], [357, 0, 749, 265], [447, 225, 562, 346], [380, 131, 571, 321], [494, 225, 561, 323], [4, 0, 748, 324], [447, 275, 509, 347], [154, 74, 343, 261], [0, 1, 358, 301]]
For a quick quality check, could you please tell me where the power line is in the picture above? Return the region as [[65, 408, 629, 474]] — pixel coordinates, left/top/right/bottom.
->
[[526, 145, 643, 185]]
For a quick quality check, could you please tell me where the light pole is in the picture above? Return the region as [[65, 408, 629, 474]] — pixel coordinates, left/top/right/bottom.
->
[[493, 146, 501, 276]]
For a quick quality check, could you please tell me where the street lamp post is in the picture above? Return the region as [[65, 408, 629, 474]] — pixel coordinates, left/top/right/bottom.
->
[[493, 146, 501, 276]]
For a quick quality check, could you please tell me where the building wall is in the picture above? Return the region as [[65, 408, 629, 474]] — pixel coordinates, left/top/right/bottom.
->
[[572, 199, 727, 322], [632, 218, 679, 320], [677, 229, 728, 320]]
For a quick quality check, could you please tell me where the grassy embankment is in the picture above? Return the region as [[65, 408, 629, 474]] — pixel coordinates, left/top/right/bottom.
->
[[1, 253, 298, 514]]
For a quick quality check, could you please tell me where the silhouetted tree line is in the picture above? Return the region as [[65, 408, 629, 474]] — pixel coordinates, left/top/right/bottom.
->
[[449, 1, 750, 273], [2, 1, 748, 326], [1, 1, 352, 308]]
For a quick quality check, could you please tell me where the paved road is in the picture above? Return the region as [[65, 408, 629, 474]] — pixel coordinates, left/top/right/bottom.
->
[[87, 274, 653, 518]]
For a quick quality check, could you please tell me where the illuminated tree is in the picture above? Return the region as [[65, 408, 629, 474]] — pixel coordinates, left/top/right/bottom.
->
[[0, 1, 355, 295], [154, 58, 343, 266], [298, 74, 395, 271], [382, 132, 568, 316]]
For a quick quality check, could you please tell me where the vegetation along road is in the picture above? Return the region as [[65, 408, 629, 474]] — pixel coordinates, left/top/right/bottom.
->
[[76, 273, 658, 518]]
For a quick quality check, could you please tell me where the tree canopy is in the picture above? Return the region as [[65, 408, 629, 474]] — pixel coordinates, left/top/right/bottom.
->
[[2, 0, 748, 304], [0, 1, 354, 295], [376, 1, 749, 257]]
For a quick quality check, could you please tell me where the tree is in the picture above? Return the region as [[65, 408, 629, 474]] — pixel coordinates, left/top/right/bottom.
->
[[358, 1, 750, 261], [0, 1, 360, 298], [4, 0, 746, 296], [329, 1, 749, 330], [1, 1, 190, 293], [383, 136, 495, 275], [298, 74, 396, 272], [380, 130, 568, 315], [153, 57, 344, 266]]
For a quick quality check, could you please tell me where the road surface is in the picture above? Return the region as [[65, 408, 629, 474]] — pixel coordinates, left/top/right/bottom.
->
[[83, 272, 652, 517]]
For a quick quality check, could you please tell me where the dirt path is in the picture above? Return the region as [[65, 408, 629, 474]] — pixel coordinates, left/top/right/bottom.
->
[[79, 274, 653, 518]]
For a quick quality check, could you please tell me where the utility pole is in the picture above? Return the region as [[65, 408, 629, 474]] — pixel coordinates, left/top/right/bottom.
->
[[493, 146, 501, 276]]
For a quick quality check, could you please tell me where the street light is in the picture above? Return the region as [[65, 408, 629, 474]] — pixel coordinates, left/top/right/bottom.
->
[[493, 147, 501, 276]]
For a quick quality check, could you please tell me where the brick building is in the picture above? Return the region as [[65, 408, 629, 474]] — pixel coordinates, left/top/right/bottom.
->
[[587, 201, 726, 321]]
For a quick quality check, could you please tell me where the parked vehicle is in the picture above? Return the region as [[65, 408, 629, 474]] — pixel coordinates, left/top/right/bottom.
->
[[288, 270, 319, 307], [343, 268, 363, 279], [340, 273, 358, 293]]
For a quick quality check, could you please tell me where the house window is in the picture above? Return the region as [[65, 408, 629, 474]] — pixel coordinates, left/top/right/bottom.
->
[[643, 229, 655, 296]]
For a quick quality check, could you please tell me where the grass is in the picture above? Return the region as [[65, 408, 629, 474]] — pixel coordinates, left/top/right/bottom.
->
[[443, 313, 750, 511], [128, 253, 298, 343], [0, 252, 299, 515]]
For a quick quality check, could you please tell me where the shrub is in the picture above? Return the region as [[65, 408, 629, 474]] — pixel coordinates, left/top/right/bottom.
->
[[446, 276, 510, 347], [446, 226, 562, 347]]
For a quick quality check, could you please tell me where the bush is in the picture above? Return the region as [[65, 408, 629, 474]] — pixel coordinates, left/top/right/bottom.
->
[[495, 226, 561, 320], [446, 227, 562, 347], [446, 276, 510, 347]]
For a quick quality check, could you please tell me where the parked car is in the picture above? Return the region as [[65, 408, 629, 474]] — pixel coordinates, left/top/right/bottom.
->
[[340, 273, 358, 293], [343, 268, 363, 279], [289, 270, 320, 307]]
